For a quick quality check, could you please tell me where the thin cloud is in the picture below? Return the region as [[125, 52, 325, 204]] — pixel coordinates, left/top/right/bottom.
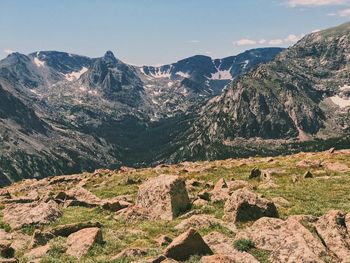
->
[[287, 0, 346, 7], [234, 33, 304, 47], [234, 39, 257, 46], [269, 39, 284, 45], [337, 8, 350, 16], [4, 49, 14, 54]]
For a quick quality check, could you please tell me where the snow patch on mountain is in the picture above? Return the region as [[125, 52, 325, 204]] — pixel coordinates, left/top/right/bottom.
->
[[176, 71, 190, 78], [34, 57, 45, 68], [65, 67, 88, 81], [210, 69, 232, 80]]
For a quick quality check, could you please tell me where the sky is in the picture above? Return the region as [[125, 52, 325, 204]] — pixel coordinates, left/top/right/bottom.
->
[[1, 0, 350, 65]]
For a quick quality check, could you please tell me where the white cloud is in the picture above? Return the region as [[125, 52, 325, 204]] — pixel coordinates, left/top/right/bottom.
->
[[234, 33, 306, 47], [337, 8, 350, 16], [287, 0, 345, 7], [268, 39, 284, 45], [4, 49, 14, 54], [284, 33, 305, 43], [234, 39, 257, 46], [187, 40, 200, 43]]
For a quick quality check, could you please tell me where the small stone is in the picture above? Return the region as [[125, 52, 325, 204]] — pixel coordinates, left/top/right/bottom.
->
[[155, 235, 172, 246], [303, 171, 313, 179], [197, 190, 211, 201], [249, 168, 261, 179]]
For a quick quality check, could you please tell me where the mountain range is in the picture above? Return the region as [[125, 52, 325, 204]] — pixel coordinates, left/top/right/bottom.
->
[[0, 22, 350, 185]]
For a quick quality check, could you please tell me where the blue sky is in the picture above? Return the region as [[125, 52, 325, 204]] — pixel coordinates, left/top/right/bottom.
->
[[1, 0, 350, 65]]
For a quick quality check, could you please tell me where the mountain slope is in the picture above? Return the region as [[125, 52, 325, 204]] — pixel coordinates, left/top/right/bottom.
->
[[0, 48, 282, 184], [165, 22, 350, 162]]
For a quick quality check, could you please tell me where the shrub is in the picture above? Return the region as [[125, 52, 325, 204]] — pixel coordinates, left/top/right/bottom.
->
[[233, 238, 256, 252]]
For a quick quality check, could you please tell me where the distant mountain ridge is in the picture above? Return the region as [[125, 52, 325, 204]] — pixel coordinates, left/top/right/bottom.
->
[[0, 47, 283, 184], [164, 22, 350, 162], [4, 21, 350, 184]]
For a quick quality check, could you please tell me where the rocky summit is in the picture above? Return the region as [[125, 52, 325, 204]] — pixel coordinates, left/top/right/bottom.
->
[[0, 149, 348, 262]]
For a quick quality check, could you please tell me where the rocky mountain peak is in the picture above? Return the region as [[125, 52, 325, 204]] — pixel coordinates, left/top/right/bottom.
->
[[102, 50, 118, 66]]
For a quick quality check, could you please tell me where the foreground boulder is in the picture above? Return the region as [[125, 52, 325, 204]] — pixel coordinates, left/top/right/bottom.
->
[[3, 200, 61, 229], [203, 231, 258, 263], [201, 254, 254, 263], [136, 175, 190, 220], [235, 217, 329, 262], [66, 227, 103, 259], [164, 228, 213, 261], [315, 210, 350, 261], [223, 188, 278, 223]]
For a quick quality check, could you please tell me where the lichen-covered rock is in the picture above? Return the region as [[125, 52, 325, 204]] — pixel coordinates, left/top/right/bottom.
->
[[56, 187, 101, 207], [24, 244, 51, 262], [164, 228, 213, 261], [223, 188, 278, 222], [235, 217, 329, 263], [136, 175, 190, 220], [201, 254, 257, 263], [3, 200, 61, 229], [101, 198, 131, 212], [203, 231, 258, 263], [66, 227, 103, 259], [315, 210, 350, 262], [175, 215, 223, 231]]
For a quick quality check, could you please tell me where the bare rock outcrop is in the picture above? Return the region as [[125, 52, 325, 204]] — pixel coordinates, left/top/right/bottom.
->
[[175, 215, 223, 231], [315, 210, 350, 262], [235, 217, 329, 263], [203, 231, 258, 263], [3, 200, 61, 229], [223, 188, 278, 223], [136, 175, 190, 220]]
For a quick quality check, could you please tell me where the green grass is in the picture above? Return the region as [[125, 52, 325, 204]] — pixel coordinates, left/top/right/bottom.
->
[[4, 150, 350, 262], [233, 238, 256, 252]]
